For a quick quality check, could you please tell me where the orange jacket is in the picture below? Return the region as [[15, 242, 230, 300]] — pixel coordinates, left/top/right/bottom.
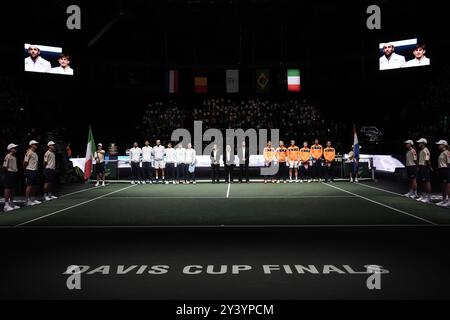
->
[[324, 147, 336, 162], [276, 147, 288, 162], [287, 146, 300, 161], [311, 144, 323, 160], [300, 147, 311, 163]]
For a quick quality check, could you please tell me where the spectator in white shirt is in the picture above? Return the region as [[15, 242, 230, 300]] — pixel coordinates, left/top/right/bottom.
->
[[129, 142, 142, 184], [175, 143, 186, 184], [24, 45, 52, 73], [142, 140, 153, 184], [379, 43, 406, 70], [184, 143, 197, 184], [404, 44, 430, 68]]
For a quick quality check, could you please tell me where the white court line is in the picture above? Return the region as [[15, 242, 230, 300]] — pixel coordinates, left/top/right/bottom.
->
[[58, 185, 98, 198], [104, 195, 355, 200], [226, 183, 231, 198], [14, 184, 137, 228], [322, 182, 437, 225], [357, 182, 404, 196]]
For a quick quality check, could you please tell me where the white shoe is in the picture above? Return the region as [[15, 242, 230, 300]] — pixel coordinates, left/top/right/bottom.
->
[[355, 178, 359, 183], [50, 195, 58, 199], [165, 181, 169, 185], [3, 205, 14, 212], [420, 197, 432, 204], [436, 201, 447, 207], [25, 200, 35, 206], [102, 182, 105, 187], [44, 196, 52, 201], [95, 182, 99, 187], [131, 181, 135, 185], [33, 200, 42, 205], [283, 180, 287, 184], [308, 180, 312, 183], [444, 202, 450, 208], [10, 203, 20, 210], [403, 192, 412, 198]]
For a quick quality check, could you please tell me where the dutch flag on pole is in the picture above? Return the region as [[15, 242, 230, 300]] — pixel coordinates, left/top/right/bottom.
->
[[353, 125, 360, 159]]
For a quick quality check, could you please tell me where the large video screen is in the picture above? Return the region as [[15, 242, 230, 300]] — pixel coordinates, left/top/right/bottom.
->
[[379, 38, 430, 71], [24, 43, 74, 76]]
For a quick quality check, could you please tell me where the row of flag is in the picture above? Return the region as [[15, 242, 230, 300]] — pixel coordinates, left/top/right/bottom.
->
[[166, 69, 301, 94]]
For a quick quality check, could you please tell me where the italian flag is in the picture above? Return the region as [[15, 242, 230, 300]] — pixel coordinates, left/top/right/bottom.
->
[[287, 69, 301, 92], [84, 126, 96, 180]]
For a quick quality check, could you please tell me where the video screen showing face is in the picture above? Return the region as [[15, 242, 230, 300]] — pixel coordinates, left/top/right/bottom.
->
[[379, 38, 430, 71], [24, 43, 74, 76]]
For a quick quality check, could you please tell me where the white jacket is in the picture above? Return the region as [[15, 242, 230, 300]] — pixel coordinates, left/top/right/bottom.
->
[[142, 146, 153, 162], [165, 148, 176, 163], [184, 148, 196, 164], [175, 148, 186, 164]]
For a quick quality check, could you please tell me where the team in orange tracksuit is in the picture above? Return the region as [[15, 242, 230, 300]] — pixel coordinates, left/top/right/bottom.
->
[[276, 141, 288, 183], [263, 141, 276, 183], [300, 142, 312, 182], [323, 141, 336, 183], [287, 140, 300, 182], [311, 139, 323, 181]]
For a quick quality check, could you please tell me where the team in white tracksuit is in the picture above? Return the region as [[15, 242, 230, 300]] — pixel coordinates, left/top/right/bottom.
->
[[153, 140, 165, 182], [184, 143, 197, 184], [129, 143, 142, 184], [164, 143, 177, 184], [175, 144, 186, 183], [142, 142, 153, 184]]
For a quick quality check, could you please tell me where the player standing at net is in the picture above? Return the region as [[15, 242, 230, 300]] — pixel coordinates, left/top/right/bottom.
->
[[436, 140, 450, 208], [153, 140, 165, 183], [142, 140, 153, 184], [311, 138, 323, 182], [276, 141, 288, 183], [2, 143, 20, 212], [94, 143, 106, 187], [403, 140, 418, 198], [263, 141, 276, 184], [416, 138, 432, 203], [24, 140, 41, 206], [43, 141, 58, 200], [300, 141, 312, 183], [287, 140, 300, 183], [323, 141, 336, 183], [129, 142, 142, 184]]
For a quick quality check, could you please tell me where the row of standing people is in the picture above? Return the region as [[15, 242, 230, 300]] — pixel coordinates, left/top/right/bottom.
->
[[404, 138, 450, 207], [3, 140, 58, 212], [94, 140, 198, 185]]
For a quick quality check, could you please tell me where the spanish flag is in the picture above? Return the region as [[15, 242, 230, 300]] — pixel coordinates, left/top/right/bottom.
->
[[194, 76, 208, 93]]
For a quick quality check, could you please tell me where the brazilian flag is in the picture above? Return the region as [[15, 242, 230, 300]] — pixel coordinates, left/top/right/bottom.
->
[[256, 69, 270, 93]]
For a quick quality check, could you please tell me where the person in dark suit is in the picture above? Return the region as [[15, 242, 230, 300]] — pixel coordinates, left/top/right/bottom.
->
[[238, 141, 250, 183], [210, 144, 221, 183], [224, 145, 235, 183]]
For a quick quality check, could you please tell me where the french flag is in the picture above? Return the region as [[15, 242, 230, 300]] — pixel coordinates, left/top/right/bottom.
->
[[353, 125, 360, 159]]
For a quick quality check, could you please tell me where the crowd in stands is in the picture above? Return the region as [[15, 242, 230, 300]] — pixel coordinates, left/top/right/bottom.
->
[[140, 98, 329, 146]]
